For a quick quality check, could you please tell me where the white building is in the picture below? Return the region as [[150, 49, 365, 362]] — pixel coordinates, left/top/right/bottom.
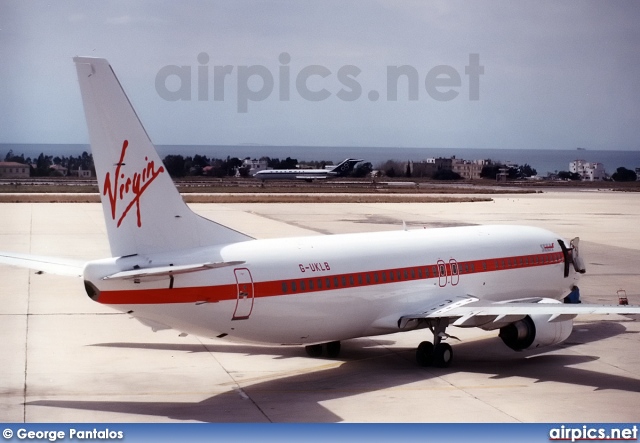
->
[[242, 158, 269, 175], [71, 166, 92, 178], [569, 159, 606, 181], [451, 158, 486, 180], [0, 161, 30, 178]]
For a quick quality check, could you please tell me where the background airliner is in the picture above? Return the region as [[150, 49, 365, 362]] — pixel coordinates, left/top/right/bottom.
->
[[254, 158, 362, 181], [1, 57, 639, 369]]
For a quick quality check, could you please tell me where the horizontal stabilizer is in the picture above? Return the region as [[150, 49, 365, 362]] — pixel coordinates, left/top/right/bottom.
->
[[0, 252, 85, 277], [103, 261, 245, 281]]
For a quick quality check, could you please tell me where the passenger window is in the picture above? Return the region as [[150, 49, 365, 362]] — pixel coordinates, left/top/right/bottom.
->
[[366, 274, 371, 284], [291, 281, 297, 292], [326, 278, 331, 288], [309, 280, 314, 290], [300, 281, 306, 291], [358, 274, 362, 285], [282, 282, 288, 293], [349, 275, 354, 285], [341, 276, 346, 287]]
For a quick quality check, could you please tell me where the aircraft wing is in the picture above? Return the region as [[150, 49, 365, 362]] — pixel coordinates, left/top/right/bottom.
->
[[398, 295, 640, 329], [0, 251, 86, 277]]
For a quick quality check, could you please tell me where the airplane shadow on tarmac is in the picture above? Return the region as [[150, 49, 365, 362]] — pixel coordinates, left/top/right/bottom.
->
[[27, 320, 640, 422]]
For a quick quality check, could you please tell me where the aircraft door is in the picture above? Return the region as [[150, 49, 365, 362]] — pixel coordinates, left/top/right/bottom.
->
[[437, 260, 447, 287], [232, 268, 254, 320], [449, 259, 459, 286]]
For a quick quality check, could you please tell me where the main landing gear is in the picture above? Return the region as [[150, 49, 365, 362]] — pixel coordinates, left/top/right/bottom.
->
[[305, 341, 341, 358], [415, 318, 454, 368]]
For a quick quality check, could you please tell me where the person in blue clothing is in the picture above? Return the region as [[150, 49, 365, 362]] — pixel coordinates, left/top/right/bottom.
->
[[564, 285, 581, 304]]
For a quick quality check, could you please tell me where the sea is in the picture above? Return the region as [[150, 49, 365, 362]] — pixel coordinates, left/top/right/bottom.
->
[[2, 143, 638, 176]]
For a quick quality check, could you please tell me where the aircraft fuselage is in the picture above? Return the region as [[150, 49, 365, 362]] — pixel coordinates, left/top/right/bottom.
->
[[83, 225, 575, 345]]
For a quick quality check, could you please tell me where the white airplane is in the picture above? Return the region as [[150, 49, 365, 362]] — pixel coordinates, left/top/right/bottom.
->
[[1, 57, 639, 368], [253, 158, 363, 181]]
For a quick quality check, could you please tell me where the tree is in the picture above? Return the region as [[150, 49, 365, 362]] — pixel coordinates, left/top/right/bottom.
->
[[35, 153, 51, 177], [481, 163, 520, 180], [480, 164, 505, 179], [432, 169, 461, 180], [4, 150, 25, 163], [192, 154, 210, 168], [223, 157, 244, 176], [517, 164, 537, 178], [611, 167, 637, 182], [162, 155, 186, 177], [280, 157, 298, 169], [351, 162, 373, 178], [557, 171, 581, 181]]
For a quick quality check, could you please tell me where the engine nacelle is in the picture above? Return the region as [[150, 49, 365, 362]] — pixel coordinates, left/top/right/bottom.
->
[[499, 314, 573, 351]]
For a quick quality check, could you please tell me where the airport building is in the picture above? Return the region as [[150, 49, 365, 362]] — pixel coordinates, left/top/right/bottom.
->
[[451, 158, 486, 180], [569, 159, 606, 181], [242, 158, 269, 175], [0, 161, 30, 178], [70, 166, 93, 178]]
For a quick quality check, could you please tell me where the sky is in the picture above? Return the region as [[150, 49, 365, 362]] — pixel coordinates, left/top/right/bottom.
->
[[1, 1, 640, 151]]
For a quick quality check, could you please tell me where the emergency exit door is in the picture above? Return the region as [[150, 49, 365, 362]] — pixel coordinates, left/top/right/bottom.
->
[[232, 268, 254, 320]]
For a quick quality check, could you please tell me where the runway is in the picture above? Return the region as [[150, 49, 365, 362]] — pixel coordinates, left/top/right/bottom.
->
[[1, 190, 639, 422]]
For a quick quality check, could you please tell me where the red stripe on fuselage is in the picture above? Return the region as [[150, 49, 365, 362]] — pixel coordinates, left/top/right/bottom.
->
[[96, 251, 565, 305]]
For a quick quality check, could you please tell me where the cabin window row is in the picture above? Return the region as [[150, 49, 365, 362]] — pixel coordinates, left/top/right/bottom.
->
[[493, 252, 563, 270], [280, 266, 435, 294], [278, 253, 563, 295]]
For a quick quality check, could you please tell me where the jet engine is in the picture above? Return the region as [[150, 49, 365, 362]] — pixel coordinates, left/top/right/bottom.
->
[[499, 313, 573, 351]]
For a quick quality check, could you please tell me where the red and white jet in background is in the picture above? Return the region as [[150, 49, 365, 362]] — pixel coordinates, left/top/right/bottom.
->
[[1, 57, 639, 368]]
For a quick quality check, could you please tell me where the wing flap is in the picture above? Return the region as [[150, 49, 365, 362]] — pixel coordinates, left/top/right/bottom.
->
[[400, 296, 640, 330]]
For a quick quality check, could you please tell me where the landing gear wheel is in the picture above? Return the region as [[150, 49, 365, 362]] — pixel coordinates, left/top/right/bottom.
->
[[416, 341, 434, 367], [433, 343, 453, 368], [305, 344, 323, 357], [325, 341, 341, 358]]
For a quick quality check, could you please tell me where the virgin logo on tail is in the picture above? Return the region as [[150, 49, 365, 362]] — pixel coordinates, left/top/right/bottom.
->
[[103, 140, 165, 228]]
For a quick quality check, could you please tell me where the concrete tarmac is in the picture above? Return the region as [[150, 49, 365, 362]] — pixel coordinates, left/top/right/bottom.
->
[[1, 190, 639, 422]]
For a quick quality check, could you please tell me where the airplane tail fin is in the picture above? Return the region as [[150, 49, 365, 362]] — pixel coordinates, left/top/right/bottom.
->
[[330, 158, 363, 176], [73, 57, 252, 257]]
